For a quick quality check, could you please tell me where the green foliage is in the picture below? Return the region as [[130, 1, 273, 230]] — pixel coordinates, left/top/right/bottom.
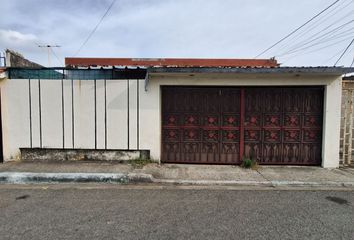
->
[[241, 157, 258, 169], [128, 158, 155, 169]]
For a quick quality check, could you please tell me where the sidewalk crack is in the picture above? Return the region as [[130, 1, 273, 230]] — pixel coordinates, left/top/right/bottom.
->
[[255, 168, 274, 187]]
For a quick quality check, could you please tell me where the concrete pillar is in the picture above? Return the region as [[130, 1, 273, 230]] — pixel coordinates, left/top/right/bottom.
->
[[322, 76, 342, 168]]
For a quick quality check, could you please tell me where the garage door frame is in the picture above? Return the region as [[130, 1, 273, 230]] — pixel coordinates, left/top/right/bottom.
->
[[161, 86, 324, 165]]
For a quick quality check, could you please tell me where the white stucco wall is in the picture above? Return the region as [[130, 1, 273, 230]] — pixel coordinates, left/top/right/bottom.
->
[[0, 78, 143, 161], [0, 72, 342, 168], [141, 73, 342, 168]]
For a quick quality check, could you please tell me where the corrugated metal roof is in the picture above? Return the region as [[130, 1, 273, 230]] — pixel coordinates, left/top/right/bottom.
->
[[147, 66, 354, 75], [65, 58, 279, 68], [5, 66, 354, 80]]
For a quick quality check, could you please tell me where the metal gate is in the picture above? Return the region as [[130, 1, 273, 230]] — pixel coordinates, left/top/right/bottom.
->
[[161, 87, 323, 165]]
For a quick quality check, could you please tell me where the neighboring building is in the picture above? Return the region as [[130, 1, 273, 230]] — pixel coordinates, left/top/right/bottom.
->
[[5, 49, 43, 68], [0, 57, 353, 168], [0, 68, 6, 80], [340, 75, 354, 166]]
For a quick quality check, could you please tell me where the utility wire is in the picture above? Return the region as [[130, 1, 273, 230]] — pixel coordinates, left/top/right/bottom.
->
[[50, 48, 64, 67], [276, 18, 354, 57], [73, 0, 117, 56], [277, 25, 354, 57], [343, 52, 354, 77], [275, 0, 353, 53], [350, 56, 354, 67], [322, 48, 346, 64], [334, 37, 354, 65], [343, 53, 354, 76], [280, 35, 353, 63], [254, 0, 340, 58], [293, 34, 354, 56]]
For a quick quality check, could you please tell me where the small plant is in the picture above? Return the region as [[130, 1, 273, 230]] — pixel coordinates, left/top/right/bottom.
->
[[241, 157, 258, 169], [128, 158, 155, 169]]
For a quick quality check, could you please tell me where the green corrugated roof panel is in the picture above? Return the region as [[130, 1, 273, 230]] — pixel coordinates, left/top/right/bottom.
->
[[9, 69, 64, 79]]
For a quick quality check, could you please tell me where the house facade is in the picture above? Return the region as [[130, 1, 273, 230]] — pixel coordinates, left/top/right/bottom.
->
[[0, 58, 352, 168]]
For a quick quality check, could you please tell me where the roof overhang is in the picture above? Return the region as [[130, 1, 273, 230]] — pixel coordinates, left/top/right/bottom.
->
[[147, 67, 354, 76], [144, 66, 354, 91]]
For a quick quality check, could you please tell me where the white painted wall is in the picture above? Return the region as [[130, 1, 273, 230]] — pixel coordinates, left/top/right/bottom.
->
[[0, 78, 142, 161], [141, 73, 341, 168], [0, 72, 342, 168], [321, 76, 342, 168]]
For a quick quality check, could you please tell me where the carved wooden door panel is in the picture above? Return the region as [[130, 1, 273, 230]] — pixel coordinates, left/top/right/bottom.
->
[[162, 86, 323, 165], [162, 87, 241, 164], [243, 87, 323, 165]]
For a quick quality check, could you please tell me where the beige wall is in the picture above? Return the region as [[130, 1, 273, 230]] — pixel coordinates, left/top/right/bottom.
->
[[0, 73, 342, 168]]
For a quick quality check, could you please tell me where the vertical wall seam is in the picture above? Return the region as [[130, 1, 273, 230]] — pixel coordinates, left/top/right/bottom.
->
[[28, 79, 32, 148], [71, 78, 75, 148], [104, 78, 107, 149], [94, 79, 97, 149], [38, 79, 42, 148], [137, 79, 140, 150], [61, 76, 65, 149], [127, 79, 130, 150]]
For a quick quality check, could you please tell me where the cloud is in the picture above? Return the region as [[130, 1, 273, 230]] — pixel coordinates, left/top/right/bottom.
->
[[0, 0, 353, 67], [0, 29, 38, 52]]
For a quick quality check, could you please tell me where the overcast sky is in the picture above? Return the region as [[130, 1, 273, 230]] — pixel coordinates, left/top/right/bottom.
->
[[0, 0, 353, 67]]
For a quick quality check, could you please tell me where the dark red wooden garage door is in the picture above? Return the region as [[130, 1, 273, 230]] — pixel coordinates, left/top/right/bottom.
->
[[161, 87, 323, 165]]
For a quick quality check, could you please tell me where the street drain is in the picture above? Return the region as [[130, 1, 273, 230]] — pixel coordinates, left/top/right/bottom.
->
[[326, 196, 349, 205]]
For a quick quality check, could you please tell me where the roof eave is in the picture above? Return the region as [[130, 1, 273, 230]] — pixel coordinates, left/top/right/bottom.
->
[[147, 67, 354, 76]]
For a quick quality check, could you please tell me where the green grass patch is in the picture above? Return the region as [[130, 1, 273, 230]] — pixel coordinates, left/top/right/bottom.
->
[[241, 157, 259, 170], [128, 158, 155, 168]]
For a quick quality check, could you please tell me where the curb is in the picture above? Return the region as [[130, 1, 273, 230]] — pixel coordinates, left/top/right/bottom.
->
[[0, 172, 153, 184], [153, 179, 273, 187], [270, 180, 354, 188], [0, 172, 353, 188], [154, 179, 354, 188]]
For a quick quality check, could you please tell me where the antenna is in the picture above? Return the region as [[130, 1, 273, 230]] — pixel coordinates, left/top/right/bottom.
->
[[37, 44, 61, 67]]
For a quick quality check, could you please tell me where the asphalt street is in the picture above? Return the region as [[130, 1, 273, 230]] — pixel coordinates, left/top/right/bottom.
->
[[0, 185, 353, 240]]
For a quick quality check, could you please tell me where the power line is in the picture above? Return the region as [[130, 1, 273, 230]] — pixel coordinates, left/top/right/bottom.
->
[[344, 53, 354, 76], [50, 48, 64, 67], [277, 25, 354, 57], [276, 18, 354, 57], [334, 37, 354, 65], [277, 11, 354, 56], [280, 35, 353, 64], [73, 0, 117, 56], [254, 0, 340, 58], [350, 55, 354, 67], [275, 0, 353, 53], [322, 48, 346, 64]]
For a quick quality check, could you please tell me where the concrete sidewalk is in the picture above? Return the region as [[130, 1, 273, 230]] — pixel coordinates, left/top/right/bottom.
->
[[1, 161, 354, 188]]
